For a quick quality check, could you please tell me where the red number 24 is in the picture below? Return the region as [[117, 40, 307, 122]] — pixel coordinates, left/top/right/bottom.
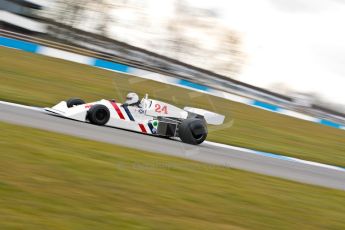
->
[[155, 104, 168, 114]]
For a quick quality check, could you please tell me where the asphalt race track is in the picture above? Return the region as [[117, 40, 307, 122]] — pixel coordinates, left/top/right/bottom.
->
[[1, 102, 344, 191]]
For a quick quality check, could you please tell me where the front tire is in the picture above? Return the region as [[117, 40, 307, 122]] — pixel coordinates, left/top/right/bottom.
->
[[178, 118, 207, 145], [66, 98, 85, 108], [88, 104, 110, 125]]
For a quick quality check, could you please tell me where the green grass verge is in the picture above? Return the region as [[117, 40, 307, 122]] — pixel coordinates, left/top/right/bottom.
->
[[1, 46, 345, 167], [0, 121, 345, 229]]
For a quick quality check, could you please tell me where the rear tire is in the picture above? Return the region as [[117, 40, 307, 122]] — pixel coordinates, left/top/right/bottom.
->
[[66, 98, 85, 108], [88, 104, 110, 125], [178, 118, 207, 145]]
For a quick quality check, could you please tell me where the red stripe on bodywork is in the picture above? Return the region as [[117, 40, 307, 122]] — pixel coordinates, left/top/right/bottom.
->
[[139, 124, 147, 133], [109, 101, 125, 120]]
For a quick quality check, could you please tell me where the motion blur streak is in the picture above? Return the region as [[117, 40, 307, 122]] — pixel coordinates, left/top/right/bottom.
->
[[1, 36, 344, 131]]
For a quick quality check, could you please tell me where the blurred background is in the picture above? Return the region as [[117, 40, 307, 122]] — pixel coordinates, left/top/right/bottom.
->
[[1, 0, 345, 123], [1, 2, 345, 228]]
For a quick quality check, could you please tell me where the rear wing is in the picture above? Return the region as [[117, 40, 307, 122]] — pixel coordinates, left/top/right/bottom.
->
[[184, 107, 225, 125]]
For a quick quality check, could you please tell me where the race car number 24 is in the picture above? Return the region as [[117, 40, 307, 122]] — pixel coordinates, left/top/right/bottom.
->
[[155, 104, 168, 114]]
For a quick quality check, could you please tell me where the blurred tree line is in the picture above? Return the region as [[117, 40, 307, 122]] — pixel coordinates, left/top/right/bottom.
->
[[42, 0, 244, 77]]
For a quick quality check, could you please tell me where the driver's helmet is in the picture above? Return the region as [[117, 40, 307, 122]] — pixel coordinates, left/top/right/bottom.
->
[[125, 92, 139, 106]]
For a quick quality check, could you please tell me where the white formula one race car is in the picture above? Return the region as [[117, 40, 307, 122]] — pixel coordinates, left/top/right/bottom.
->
[[45, 93, 225, 145]]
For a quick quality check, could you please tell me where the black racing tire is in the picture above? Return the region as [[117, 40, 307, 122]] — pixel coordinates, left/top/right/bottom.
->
[[178, 118, 207, 145], [88, 104, 110, 125], [66, 98, 85, 108]]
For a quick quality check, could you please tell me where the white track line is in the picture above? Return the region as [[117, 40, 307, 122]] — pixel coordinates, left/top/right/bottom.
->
[[205, 141, 345, 172], [0, 101, 43, 111]]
